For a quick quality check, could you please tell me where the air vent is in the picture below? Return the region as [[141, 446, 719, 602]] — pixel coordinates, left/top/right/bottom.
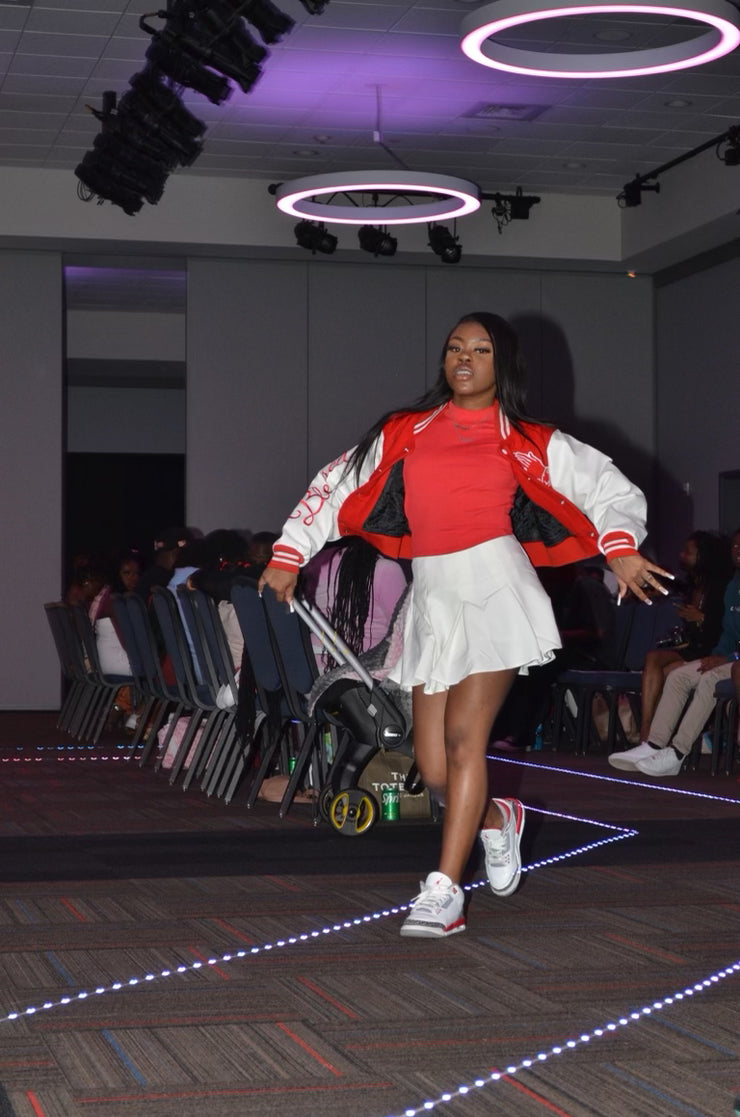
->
[[464, 103, 549, 122]]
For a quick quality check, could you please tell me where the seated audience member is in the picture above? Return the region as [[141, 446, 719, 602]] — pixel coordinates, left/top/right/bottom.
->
[[186, 529, 252, 672], [635, 531, 732, 746], [92, 551, 144, 671], [90, 551, 143, 722], [245, 531, 279, 576], [137, 526, 195, 600], [301, 537, 408, 667], [492, 559, 615, 750], [65, 562, 106, 612], [609, 527, 740, 776]]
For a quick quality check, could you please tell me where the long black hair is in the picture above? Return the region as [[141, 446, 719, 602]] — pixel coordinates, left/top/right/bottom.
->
[[303, 537, 393, 655], [347, 312, 533, 481], [689, 530, 733, 588]]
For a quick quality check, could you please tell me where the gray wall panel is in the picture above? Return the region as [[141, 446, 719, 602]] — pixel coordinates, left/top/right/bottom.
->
[[540, 274, 655, 533], [656, 257, 740, 563], [306, 264, 427, 476], [186, 259, 309, 535], [0, 251, 63, 708]]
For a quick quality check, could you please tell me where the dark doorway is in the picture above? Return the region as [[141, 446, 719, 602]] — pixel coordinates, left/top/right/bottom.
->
[[65, 452, 186, 573]]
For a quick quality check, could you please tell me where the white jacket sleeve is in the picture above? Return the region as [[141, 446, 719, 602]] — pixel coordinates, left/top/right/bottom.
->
[[270, 433, 385, 573], [547, 430, 647, 558]]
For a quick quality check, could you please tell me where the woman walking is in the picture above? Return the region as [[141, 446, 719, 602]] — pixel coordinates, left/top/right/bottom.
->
[[259, 312, 668, 938]]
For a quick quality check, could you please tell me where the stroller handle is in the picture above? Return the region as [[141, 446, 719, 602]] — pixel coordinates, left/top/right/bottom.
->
[[292, 596, 376, 692]]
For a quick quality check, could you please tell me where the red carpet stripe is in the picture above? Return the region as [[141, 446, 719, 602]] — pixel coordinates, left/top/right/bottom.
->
[[60, 897, 87, 922], [25, 1092, 48, 1117], [502, 1074, 576, 1116], [297, 975, 360, 1019], [276, 1021, 343, 1075]]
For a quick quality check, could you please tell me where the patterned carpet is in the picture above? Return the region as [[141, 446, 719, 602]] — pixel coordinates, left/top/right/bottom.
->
[[0, 713, 739, 1117]]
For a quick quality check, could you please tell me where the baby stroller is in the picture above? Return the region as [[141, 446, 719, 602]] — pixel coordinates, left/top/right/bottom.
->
[[293, 592, 427, 835], [237, 580, 429, 835]]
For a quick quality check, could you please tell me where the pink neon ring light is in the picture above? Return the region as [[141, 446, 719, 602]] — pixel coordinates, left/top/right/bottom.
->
[[460, 0, 740, 78], [274, 171, 481, 225]]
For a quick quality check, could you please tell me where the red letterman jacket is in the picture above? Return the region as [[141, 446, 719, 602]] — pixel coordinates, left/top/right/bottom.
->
[[269, 403, 646, 574]]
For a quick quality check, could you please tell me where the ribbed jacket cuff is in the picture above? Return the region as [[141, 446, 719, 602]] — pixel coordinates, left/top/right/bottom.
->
[[268, 545, 303, 574], [600, 530, 639, 560]]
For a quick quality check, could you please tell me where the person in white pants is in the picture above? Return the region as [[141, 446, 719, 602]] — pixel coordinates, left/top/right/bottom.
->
[[609, 528, 740, 777]]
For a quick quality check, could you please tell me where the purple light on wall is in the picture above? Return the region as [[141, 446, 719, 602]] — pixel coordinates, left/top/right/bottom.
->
[[460, 0, 740, 78]]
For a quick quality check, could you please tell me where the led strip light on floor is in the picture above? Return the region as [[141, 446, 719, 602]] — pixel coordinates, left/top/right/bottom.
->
[[3, 751, 738, 1117], [381, 960, 740, 1117], [0, 805, 635, 1026], [489, 752, 740, 804]]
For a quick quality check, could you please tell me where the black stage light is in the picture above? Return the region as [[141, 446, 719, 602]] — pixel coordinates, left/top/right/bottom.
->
[[230, 0, 295, 44], [79, 149, 167, 207], [508, 185, 539, 220], [618, 177, 660, 208], [153, 0, 266, 93], [294, 220, 338, 254], [717, 125, 740, 165], [75, 159, 146, 215], [358, 224, 397, 257], [119, 74, 206, 166], [428, 223, 461, 264], [145, 37, 232, 104], [296, 0, 329, 12], [190, 0, 268, 63], [90, 135, 169, 202]]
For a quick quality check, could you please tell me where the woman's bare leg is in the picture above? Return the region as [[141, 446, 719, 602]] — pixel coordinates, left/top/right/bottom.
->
[[640, 649, 683, 740], [412, 669, 517, 885]]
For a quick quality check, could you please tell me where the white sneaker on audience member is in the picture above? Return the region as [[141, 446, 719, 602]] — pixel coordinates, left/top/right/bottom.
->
[[608, 742, 657, 771], [635, 747, 685, 777]]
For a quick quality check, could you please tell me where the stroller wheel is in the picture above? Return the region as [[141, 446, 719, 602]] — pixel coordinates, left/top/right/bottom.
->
[[319, 784, 335, 823], [328, 789, 378, 836]]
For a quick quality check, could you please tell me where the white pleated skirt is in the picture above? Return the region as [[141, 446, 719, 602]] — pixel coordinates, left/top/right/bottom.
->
[[388, 535, 561, 694]]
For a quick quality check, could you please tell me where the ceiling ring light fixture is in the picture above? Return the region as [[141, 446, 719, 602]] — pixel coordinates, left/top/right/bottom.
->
[[274, 171, 480, 225], [460, 0, 740, 78]]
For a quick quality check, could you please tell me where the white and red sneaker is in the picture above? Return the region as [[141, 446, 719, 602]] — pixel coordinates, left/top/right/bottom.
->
[[400, 872, 466, 938], [480, 798, 525, 897]]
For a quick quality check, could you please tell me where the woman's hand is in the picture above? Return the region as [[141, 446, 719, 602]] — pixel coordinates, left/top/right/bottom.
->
[[257, 565, 298, 605], [607, 554, 674, 605]]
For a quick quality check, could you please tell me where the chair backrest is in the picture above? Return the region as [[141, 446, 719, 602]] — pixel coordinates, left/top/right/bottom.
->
[[151, 586, 210, 707], [110, 593, 146, 683], [230, 580, 283, 695], [70, 603, 107, 680], [261, 586, 318, 719], [120, 591, 171, 699], [180, 587, 237, 689], [621, 596, 678, 671], [44, 602, 83, 682], [176, 586, 222, 695]]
